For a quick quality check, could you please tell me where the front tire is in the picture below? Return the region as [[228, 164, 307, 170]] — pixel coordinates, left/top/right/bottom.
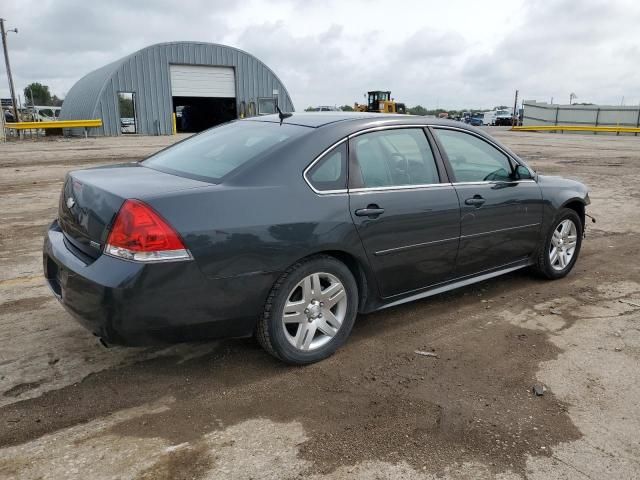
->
[[532, 208, 583, 279], [256, 255, 358, 365]]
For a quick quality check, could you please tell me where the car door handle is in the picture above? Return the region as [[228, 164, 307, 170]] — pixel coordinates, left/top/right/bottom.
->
[[355, 205, 385, 217], [464, 195, 486, 207]]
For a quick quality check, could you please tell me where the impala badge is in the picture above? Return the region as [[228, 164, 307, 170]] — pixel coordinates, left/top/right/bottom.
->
[[66, 197, 76, 209]]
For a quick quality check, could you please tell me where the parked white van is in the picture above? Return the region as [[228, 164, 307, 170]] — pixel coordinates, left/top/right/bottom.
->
[[481, 110, 497, 126]]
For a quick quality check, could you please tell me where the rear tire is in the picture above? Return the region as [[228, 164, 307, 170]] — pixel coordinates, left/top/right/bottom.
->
[[256, 255, 358, 365], [532, 208, 582, 279]]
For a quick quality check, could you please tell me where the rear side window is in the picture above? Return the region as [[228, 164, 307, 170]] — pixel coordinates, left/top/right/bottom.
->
[[143, 121, 308, 182], [306, 143, 347, 192], [351, 128, 440, 188], [434, 129, 513, 182]]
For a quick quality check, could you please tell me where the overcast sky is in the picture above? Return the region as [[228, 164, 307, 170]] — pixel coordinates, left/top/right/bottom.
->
[[1, 0, 639, 110]]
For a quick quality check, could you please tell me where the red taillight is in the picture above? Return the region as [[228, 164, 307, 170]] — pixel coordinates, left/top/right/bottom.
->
[[105, 199, 191, 262]]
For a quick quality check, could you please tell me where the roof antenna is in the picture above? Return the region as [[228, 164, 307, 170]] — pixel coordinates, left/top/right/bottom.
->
[[276, 104, 292, 124]]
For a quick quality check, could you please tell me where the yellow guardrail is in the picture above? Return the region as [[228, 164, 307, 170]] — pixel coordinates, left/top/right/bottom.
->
[[5, 119, 102, 130], [512, 124, 640, 133]]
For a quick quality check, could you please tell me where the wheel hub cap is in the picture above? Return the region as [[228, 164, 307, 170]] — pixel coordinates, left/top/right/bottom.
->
[[281, 272, 348, 351], [307, 301, 321, 319], [549, 219, 578, 271]]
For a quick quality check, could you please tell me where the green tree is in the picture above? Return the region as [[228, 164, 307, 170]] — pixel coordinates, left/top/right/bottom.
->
[[340, 104, 354, 112], [304, 106, 316, 111], [51, 95, 64, 107], [407, 105, 428, 116], [24, 82, 52, 106]]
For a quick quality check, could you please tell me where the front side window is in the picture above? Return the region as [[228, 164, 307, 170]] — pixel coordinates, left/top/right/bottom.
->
[[434, 129, 513, 182], [306, 143, 347, 191], [351, 129, 440, 188], [143, 121, 307, 183]]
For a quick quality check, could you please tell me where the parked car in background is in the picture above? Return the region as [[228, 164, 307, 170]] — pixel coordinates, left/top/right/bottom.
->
[[3, 108, 15, 123], [44, 113, 590, 365], [481, 110, 497, 125], [494, 109, 515, 126], [120, 118, 136, 134], [308, 106, 341, 112], [469, 113, 484, 126], [26, 106, 61, 122]]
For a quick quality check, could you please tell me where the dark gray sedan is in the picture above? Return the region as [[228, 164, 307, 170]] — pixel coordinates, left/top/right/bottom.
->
[[43, 113, 590, 364]]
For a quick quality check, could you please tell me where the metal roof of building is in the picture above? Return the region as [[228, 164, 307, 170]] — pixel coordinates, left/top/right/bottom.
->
[[60, 41, 295, 135]]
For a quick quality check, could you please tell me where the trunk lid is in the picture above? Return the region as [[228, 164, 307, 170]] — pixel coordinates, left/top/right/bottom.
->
[[58, 163, 212, 260]]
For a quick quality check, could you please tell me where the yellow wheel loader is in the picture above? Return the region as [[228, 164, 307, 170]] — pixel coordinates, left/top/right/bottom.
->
[[354, 91, 406, 114]]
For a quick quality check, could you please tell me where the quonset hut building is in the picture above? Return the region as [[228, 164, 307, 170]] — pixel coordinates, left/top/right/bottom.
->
[[60, 41, 294, 136]]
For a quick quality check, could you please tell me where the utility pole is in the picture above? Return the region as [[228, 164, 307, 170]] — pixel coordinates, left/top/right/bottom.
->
[[0, 18, 19, 121], [0, 95, 5, 142], [511, 89, 519, 127]]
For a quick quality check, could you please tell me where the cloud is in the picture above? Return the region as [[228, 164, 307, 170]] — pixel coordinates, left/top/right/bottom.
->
[[232, 21, 364, 108], [1, 0, 639, 109], [461, 0, 640, 105], [1, 0, 233, 99]]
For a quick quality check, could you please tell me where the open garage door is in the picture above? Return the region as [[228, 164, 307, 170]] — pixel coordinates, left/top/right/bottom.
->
[[170, 65, 237, 132]]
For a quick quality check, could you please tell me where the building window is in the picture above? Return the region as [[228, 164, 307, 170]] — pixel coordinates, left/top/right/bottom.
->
[[117, 92, 137, 134], [258, 97, 277, 115]]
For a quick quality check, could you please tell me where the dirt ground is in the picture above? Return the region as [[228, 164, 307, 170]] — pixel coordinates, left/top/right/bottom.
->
[[0, 129, 639, 479]]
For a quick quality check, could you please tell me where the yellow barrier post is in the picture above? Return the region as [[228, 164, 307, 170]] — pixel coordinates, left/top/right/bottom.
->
[[172, 113, 177, 135], [5, 119, 103, 130], [4, 119, 103, 138]]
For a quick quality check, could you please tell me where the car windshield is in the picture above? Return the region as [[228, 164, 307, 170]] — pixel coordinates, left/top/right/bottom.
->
[[143, 121, 308, 182]]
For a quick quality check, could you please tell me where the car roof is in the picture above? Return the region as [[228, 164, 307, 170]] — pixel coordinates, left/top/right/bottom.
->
[[245, 112, 381, 127], [243, 112, 469, 130]]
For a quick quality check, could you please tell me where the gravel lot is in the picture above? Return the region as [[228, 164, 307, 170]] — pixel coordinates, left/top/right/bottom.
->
[[1, 128, 639, 479]]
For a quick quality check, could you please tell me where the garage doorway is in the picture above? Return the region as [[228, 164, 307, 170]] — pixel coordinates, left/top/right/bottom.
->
[[173, 97, 236, 133], [170, 65, 238, 133]]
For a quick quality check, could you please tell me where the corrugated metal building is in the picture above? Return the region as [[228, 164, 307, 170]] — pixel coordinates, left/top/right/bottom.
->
[[60, 41, 295, 136]]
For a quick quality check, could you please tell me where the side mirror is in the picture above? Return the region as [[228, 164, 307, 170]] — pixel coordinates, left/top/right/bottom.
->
[[514, 165, 533, 180]]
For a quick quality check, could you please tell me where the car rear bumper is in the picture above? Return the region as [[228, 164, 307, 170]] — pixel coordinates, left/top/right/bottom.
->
[[43, 220, 277, 345]]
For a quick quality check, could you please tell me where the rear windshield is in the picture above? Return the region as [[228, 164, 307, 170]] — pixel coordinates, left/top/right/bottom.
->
[[143, 121, 308, 182]]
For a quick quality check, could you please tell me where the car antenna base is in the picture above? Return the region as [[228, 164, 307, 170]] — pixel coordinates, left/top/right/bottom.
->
[[276, 105, 293, 124]]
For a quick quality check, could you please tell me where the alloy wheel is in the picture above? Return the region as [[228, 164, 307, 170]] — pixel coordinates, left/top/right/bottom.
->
[[549, 219, 578, 271], [281, 272, 348, 351]]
